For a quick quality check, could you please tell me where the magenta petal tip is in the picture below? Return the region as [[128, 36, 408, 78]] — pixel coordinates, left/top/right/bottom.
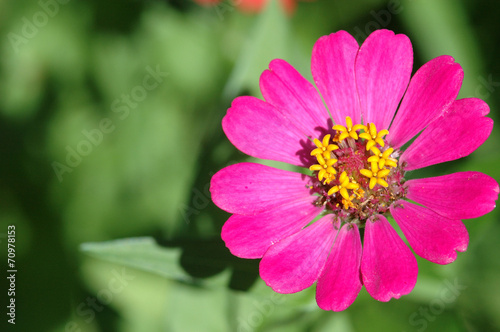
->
[[361, 215, 418, 302]]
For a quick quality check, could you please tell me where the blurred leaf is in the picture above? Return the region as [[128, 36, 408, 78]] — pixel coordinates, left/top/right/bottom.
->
[[223, 0, 291, 99], [79, 256, 171, 332], [80, 237, 229, 288], [166, 282, 232, 332], [400, 0, 483, 97], [81, 237, 190, 281], [312, 312, 354, 332]]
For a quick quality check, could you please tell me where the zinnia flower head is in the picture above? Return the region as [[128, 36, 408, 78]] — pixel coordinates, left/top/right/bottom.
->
[[210, 29, 499, 311]]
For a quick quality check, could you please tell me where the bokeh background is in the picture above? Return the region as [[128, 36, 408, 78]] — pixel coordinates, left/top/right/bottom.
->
[[1, 0, 500, 331]]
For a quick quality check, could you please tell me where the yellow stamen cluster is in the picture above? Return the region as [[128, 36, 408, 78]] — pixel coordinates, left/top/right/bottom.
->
[[332, 117, 365, 141], [310, 134, 339, 159], [360, 162, 391, 189], [359, 123, 389, 151], [367, 147, 397, 169], [309, 116, 400, 208], [360, 145, 398, 189], [328, 171, 359, 197], [309, 155, 337, 184], [309, 134, 339, 185]]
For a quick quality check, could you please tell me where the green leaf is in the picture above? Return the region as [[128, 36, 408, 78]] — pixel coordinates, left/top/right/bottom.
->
[[223, 0, 291, 100], [80, 237, 228, 287], [400, 0, 483, 97]]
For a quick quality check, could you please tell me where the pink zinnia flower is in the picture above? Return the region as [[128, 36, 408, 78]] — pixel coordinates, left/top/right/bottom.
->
[[210, 30, 499, 311]]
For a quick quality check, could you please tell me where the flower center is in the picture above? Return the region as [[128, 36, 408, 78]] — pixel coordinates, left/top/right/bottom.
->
[[309, 117, 406, 223]]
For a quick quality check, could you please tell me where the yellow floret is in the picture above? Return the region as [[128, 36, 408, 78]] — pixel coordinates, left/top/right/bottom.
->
[[332, 116, 365, 141], [359, 123, 389, 150], [327, 171, 359, 197]]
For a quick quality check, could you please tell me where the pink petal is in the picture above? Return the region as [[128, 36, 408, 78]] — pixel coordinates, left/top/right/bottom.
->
[[260, 59, 330, 137], [221, 195, 323, 259], [361, 214, 418, 302], [355, 30, 413, 130], [388, 55, 464, 149], [223, 96, 311, 167], [406, 172, 499, 220], [316, 223, 362, 311], [259, 215, 338, 293], [391, 200, 468, 265], [401, 98, 493, 170], [311, 31, 361, 125], [210, 162, 314, 215]]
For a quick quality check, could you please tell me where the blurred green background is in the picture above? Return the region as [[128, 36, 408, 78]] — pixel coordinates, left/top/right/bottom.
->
[[1, 0, 500, 331]]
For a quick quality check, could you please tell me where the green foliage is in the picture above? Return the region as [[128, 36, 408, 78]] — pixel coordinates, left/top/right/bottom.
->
[[81, 238, 199, 283]]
